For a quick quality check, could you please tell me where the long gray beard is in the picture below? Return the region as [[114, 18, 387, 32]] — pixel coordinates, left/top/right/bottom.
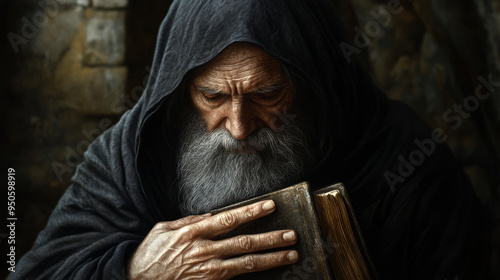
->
[[177, 112, 314, 215]]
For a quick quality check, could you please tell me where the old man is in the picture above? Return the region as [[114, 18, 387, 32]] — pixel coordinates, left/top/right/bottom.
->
[[14, 0, 485, 279]]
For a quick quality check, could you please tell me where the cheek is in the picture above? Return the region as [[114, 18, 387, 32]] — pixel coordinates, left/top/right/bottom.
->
[[259, 97, 295, 131], [204, 111, 226, 130], [189, 90, 220, 130], [193, 106, 224, 131], [259, 108, 287, 131], [261, 113, 281, 131]]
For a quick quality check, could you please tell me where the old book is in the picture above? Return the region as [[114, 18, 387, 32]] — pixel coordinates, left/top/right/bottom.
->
[[211, 182, 378, 280], [313, 183, 377, 280]]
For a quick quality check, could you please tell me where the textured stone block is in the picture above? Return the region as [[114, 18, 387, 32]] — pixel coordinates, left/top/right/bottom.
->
[[76, 0, 90, 6], [84, 10, 125, 65], [57, 67, 128, 115], [30, 7, 84, 64], [43, 0, 82, 9], [93, 0, 128, 8]]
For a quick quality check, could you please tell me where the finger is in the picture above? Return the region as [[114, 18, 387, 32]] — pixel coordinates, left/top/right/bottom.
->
[[195, 200, 276, 238], [211, 230, 297, 258], [222, 250, 299, 279], [163, 213, 212, 230]]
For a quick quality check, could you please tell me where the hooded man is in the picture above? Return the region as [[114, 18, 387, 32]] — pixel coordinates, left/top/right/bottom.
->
[[13, 0, 486, 279]]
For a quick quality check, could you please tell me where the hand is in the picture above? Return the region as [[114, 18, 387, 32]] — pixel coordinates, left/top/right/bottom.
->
[[128, 200, 299, 280]]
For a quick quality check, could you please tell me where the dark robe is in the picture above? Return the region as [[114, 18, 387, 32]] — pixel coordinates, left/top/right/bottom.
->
[[12, 0, 486, 279]]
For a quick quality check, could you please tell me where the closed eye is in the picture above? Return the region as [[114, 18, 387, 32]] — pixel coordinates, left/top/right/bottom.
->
[[196, 87, 228, 103], [250, 83, 286, 102], [202, 92, 225, 102], [251, 83, 284, 95]]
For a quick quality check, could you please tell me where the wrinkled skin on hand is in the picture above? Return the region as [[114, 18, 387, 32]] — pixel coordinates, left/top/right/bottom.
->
[[128, 200, 299, 280]]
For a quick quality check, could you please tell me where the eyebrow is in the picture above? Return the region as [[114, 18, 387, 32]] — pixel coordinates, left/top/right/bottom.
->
[[195, 83, 286, 95], [195, 87, 225, 95], [249, 83, 286, 95]]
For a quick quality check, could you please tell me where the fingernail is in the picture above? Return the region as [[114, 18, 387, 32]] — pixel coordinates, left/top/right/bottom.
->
[[202, 213, 212, 217], [262, 200, 275, 211], [287, 251, 299, 262], [283, 231, 296, 242]]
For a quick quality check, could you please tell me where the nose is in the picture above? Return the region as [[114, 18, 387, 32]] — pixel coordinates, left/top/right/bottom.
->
[[225, 99, 258, 140]]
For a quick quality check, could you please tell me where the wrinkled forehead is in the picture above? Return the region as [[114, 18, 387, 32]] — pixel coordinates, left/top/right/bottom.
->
[[189, 43, 287, 87]]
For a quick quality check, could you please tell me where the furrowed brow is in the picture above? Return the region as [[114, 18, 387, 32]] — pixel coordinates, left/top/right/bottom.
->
[[195, 83, 285, 95], [196, 86, 226, 95], [250, 83, 286, 95]]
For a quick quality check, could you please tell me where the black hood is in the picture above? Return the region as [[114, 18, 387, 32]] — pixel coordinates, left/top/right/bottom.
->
[[136, 0, 386, 129], [135, 0, 388, 215]]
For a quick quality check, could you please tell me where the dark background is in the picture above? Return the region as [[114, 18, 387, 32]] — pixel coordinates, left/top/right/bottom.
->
[[1, 0, 499, 278]]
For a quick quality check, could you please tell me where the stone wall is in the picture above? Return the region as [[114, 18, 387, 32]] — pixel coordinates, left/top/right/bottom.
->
[[1, 0, 499, 278], [1, 0, 171, 278], [338, 0, 500, 276]]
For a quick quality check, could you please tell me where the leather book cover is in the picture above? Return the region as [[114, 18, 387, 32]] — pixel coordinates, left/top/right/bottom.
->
[[211, 182, 334, 280]]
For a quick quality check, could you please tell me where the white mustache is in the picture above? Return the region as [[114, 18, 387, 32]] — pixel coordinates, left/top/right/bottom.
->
[[206, 128, 276, 152]]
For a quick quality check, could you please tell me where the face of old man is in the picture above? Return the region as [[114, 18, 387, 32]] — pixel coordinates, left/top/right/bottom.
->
[[189, 43, 295, 145], [178, 43, 313, 215]]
